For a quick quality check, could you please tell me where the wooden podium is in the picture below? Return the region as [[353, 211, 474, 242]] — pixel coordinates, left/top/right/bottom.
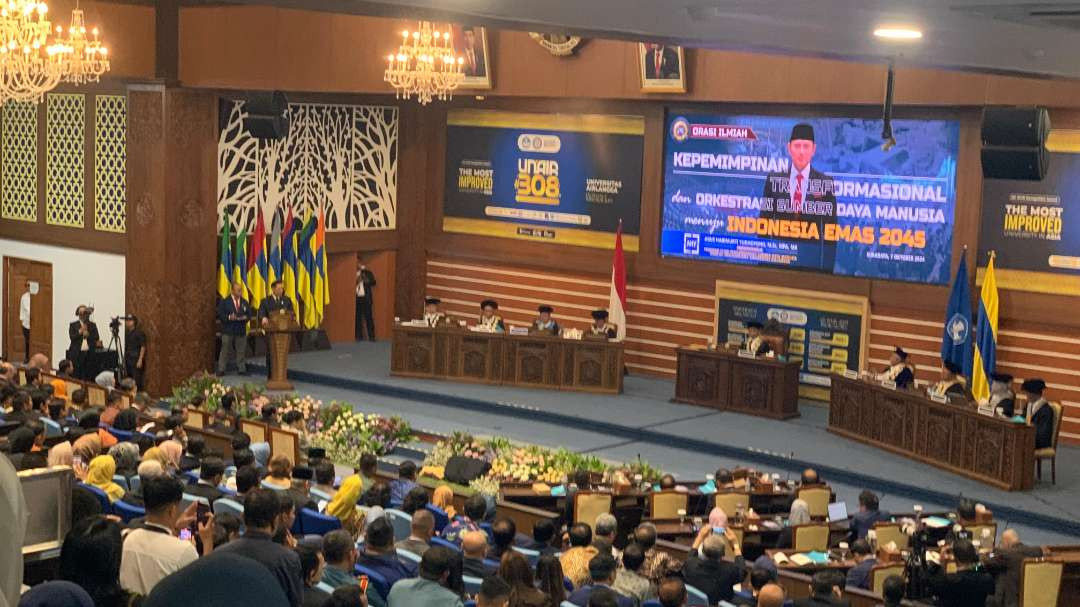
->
[[265, 311, 299, 391]]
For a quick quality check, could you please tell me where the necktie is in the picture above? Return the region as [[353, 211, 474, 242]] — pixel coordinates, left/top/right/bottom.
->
[[234, 297, 240, 312], [793, 173, 804, 213]]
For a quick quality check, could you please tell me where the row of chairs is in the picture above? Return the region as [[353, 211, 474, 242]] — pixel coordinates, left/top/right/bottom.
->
[[574, 486, 834, 524]]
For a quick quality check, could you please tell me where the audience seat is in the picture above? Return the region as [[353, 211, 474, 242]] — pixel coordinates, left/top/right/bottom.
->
[[796, 486, 831, 519], [182, 471, 199, 485], [310, 487, 334, 502], [869, 562, 905, 595], [397, 549, 422, 567], [1033, 402, 1063, 485], [511, 545, 540, 566], [792, 523, 830, 552], [260, 479, 285, 490], [1021, 558, 1064, 607], [112, 475, 129, 492], [685, 583, 709, 606], [642, 601, 662, 607], [42, 418, 64, 438], [479, 521, 494, 543], [430, 537, 461, 552], [315, 582, 334, 594], [462, 575, 483, 596], [79, 483, 112, 513], [713, 492, 750, 519], [128, 475, 141, 493], [213, 498, 244, 518], [573, 491, 612, 525], [113, 500, 145, 524], [648, 490, 688, 518], [563, 576, 573, 592], [385, 508, 412, 541], [424, 503, 450, 532], [105, 427, 134, 442], [181, 493, 210, 513], [299, 508, 342, 536], [353, 564, 390, 600], [966, 523, 998, 549], [871, 522, 909, 550], [464, 601, 476, 607]]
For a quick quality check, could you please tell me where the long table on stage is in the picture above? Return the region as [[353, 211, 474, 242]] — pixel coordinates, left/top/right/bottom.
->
[[390, 326, 624, 394], [673, 346, 800, 419], [829, 375, 1035, 491]]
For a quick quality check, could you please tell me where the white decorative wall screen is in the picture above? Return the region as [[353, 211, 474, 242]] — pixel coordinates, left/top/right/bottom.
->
[[1, 101, 38, 222], [217, 100, 398, 232]]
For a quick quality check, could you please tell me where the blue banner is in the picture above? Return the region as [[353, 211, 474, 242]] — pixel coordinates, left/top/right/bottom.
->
[[941, 255, 974, 377], [661, 113, 960, 283]]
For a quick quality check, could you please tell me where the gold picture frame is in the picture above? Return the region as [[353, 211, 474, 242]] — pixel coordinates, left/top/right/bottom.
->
[[453, 25, 492, 89], [639, 43, 686, 93]]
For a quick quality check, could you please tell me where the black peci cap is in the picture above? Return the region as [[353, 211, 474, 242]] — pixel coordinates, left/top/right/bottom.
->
[[591, 309, 609, 320], [292, 466, 314, 481], [894, 347, 908, 360], [790, 123, 815, 143], [425, 296, 441, 306], [538, 305, 553, 314], [1021, 378, 1046, 394]]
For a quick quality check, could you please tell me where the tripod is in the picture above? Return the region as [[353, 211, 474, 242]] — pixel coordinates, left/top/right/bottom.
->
[[106, 320, 126, 380]]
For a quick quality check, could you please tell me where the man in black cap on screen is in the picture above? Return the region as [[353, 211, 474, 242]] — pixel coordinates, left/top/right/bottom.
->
[[532, 305, 560, 336], [1022, 378, 1055, 449], [877, 346, 914, 389], [743, 320, 773, 356], [761, 123, 838, 270]]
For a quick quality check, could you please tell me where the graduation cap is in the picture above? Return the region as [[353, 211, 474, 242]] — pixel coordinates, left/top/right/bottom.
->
[[746, 321, 764, 329], [591, 309, 609, 320], [1021, 378, 1046, 394], [790, 123, 815, 143], [943, 360, 962, 375], [307, 447, 326, 460], [894, 347, 908, 360], [538, 305, 554, 314], [424, 296, 441, 306], [990, 372, 1013, 384], [480, 299, 499, 310], [291, 466, 314, 481]]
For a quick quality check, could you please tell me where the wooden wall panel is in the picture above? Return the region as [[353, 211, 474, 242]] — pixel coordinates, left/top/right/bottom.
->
[[79, 1, 156, 80], [324, 252, 356, 343]]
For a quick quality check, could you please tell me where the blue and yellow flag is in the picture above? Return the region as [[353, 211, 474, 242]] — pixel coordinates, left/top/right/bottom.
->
[[232, 227, 249, 301], [941, 255, 973, 378], [313, 208, 329, 326], [972, 253, 999, 401], [217, 221, 233, 299], [297, 211, 317, 329], [281, 208, 299, 310]]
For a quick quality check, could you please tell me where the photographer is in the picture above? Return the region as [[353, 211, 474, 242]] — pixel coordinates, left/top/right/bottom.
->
[[67, 305, 102, 380], [928, 539, 994, 607], [124, 316, 147, 390]]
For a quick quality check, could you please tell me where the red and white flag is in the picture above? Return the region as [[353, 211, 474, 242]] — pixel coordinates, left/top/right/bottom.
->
[[608, 221, 627, 341]]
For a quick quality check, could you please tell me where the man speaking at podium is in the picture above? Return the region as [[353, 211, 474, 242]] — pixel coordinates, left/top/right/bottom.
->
[[259, 280, 294, 379]]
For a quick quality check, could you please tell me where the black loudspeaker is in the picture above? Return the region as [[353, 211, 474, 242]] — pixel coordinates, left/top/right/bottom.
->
[[444, 455, 491, 485], [243, 91, 290, 140], [980, 107, 1050, 180]]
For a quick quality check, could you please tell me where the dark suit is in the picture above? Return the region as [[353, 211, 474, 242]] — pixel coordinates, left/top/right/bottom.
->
[[761, 166, 838, 271], [928, 568, 995, 607], [567, 584, 635, 607], [985, 543, 1044, 607], [792, 594, 850, 607], [851, 509, 890, 541], [258, 295, 294, 378], [895, 367, 914, 389], [217, 296, 253, 375], [644, 46, 680, 79], [683, 555, 744, 604], [68, 320, 101, 380], [187, 481, 226, 504], [845, 558, 876, 590], [355, 268, 377, 341], [462, 40, 485, 77], [462, 557, 496, 579], [1031, 403, 1055, 449]]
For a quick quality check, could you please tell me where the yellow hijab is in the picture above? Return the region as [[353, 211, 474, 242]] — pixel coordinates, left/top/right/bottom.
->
[[142, 446, 170, 469], [86, 455, 125, 503], [432, 485, 457, 519], [325, 474, 363, 524]]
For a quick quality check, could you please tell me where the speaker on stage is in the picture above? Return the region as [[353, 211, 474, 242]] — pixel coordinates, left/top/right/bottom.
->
[[444, 455, 491, 485], [243, 91, 290, 140], [981, 107, 1050, 180]]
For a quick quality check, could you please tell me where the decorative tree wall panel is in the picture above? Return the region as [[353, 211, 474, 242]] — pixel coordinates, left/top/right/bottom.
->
[[217, 100, 398, 232]]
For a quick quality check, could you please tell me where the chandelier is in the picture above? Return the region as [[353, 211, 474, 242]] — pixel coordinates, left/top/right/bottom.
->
[[384, 21, 464, 105], [0, 1, 109, 104]]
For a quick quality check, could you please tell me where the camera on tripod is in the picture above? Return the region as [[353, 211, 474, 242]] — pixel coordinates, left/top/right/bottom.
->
[[110, 315, 136, 332]]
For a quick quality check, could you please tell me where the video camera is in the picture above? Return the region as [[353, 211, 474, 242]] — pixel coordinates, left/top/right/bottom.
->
[[109, 315, 137, 332]]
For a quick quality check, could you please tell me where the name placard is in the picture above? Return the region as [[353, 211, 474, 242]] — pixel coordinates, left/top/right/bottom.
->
[[843, 370, 859, 380], [737, 350, 757, 359], [880, 380, 897, 390], [930, 393, 949, 404]]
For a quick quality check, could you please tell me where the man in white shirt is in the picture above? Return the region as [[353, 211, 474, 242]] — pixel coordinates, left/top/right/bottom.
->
[[19, 281, 30, 363], [120, 475, 214, 595]]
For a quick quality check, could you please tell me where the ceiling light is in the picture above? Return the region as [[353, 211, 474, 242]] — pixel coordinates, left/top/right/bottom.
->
[[873, 27, 922, 40]]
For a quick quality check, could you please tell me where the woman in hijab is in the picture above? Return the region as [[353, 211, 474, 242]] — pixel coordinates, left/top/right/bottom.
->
[[158, 440, 183, 472], [324, 474, 364, 538], [85, 455, 125, 503], [778, 498, 812, 549], [140, 447, 171, 473], [47, 440, 74, 468], [58, 515, 139, 607], [17, 581, 95, 607], [251, 442, 271, 471], [72, 434, 102, 481], [432, 484, 457, 519], [108, 443, 139, 480]]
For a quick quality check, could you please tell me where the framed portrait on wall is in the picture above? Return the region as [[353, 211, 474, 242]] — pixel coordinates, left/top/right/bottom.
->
[[639, 43, 686, 93], [452, 25, 492, 89]]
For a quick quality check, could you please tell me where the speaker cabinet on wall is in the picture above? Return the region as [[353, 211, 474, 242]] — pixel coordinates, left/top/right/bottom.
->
[[243, 91, 290, 140], [981, 107, 1050, 180]]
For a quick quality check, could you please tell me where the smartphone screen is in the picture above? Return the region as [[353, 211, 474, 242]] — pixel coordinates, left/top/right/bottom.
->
[[358, 575, 369, 593], [179, 528, 192, 541]]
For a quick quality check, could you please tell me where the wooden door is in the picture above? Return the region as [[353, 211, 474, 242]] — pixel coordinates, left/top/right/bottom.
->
[[3, 257, 53, 362]]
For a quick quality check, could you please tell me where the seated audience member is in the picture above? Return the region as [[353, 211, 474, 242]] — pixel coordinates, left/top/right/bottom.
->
[[113, 409, 138, 433], [16, 581, 95, 607], [440, 493, 486, 544], [365, 481, 392, 512], [477, 575, 511, 607], [396, 509, 435, 557], [876, 347, 914, 389], [321, 530, 358, 589], [844, 539, 876, 590], [100, 390, 124, 427], [880, 575, 904, 607], [46, 397, 68, 424], [488, 517, 521, 560], [281, 410, 305, 435], [59, 515, 140, 607], [800, 468, 820, 486], [139, 552, 292, 607], [387, 545, 462, 607], [121, 460, 164, 508], [260, 404, 280, 428], [312, 459, 338, 500], [498, 549, 548, 607], [216, 489, 304, 607], [528, 518, 559, 556], [684, 534, 744, 604], [756, 584, 786, 607], [401, 485, 430, 516], [325, 585, 365, 607], [562, 469, 593, 522], [213, 512, 244, 548], [187, 456, 227, 503], [537, 554, 567, 605], [273, 492, 298, 547], [733, 565, 777, 606], [264, 453, 294, 489], [955, 498, 978, 524], [358, 517, 417, 586], [929, 539, 994, 607], [5, 391, 36, 425], [224, 448, 255, 488], [158, 440, 183, 473], [612, 543, 653, 605], [592, 513, 620, 559], [231, 431, 252, 455], [851, 490, 889, 541], [657, 578, 687, 607], [234, 464, 261, 499], [287, 465, 318, 512], [389, 460, 419, 505], [461, 530, 496, 578], [431, 484, 457, 518], [5, 426, 47, 471], [985, 529, 1044, 607], [296, 543, 329, 607], [109, 442, 140, 481], [179, 437, 204, 473], [792, 570, 847, 607], [568, 553, 634, 607], [561, 522, 600, 589], [634, 523, 678, 587], [86, 455, 126, 503], [119, 476, 210, 594], [325, 475, 365, 538], [24, 366, 43, 386], [357, 452, 378, 489], [1022, 379, 1055, 450], [777, 499, 812, 549]]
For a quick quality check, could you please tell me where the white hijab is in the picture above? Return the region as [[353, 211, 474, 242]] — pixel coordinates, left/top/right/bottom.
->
[[0, 455, 28, 607]]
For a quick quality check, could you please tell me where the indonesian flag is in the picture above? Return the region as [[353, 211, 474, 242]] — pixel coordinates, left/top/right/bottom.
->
[[608, 221, 627, 342]]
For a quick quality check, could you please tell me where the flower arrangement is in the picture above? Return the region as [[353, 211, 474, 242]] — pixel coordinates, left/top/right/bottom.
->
[[308, 409, 413, 468]]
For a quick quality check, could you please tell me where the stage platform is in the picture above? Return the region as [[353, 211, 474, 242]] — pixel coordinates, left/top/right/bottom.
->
[[238, 340, 1080, 545]]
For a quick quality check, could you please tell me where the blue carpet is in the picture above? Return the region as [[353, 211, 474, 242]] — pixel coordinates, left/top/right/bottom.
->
[[239, 341, 1080, 542]]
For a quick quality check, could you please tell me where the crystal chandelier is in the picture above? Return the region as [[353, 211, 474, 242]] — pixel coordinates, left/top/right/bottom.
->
[[0, 1, 109, 104], [384, 21, 464, 105]]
